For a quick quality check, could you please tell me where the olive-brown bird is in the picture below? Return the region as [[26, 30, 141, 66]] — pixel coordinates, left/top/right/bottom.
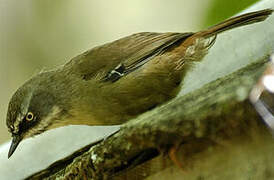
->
[[6, 9, 273, 158]]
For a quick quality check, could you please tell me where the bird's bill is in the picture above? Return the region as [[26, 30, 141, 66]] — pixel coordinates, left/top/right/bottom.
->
[[8, 135, 22, 158]]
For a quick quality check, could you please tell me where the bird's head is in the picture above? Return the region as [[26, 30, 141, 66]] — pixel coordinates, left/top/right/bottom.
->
[[6, 76, 65, 158]]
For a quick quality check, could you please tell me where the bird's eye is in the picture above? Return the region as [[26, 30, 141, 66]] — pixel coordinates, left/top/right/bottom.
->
[[26, 112, 34, 121]]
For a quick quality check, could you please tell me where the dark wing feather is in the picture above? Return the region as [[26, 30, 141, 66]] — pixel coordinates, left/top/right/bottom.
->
[[63, 32, 193, 81]]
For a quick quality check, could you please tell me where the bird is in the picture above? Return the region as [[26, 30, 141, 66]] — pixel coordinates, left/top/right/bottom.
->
[[6, 9, 273, 158]]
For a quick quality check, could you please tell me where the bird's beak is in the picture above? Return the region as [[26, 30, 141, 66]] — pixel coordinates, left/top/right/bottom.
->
[[8, 134, 22, 158]]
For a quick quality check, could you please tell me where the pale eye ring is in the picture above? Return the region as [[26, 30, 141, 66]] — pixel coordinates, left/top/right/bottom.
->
[[26, 112, 34, 121]]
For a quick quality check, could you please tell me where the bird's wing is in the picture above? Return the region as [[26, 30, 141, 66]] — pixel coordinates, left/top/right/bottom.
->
[[63, 32, 193, 81]]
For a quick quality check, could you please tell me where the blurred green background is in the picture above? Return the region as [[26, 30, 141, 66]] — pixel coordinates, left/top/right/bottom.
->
[[0, 0, 259, 144]]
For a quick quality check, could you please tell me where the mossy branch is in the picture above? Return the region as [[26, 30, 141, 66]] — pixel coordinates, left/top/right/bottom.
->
[[26, 55, 274, 180]]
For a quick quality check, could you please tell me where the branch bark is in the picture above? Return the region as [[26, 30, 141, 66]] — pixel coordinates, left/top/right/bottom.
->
[[26, 55, 274, 180], [24, 1, 274, 179]]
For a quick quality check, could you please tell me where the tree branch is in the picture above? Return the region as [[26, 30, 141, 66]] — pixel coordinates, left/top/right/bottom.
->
[[26, 55, 273, 179], [23, 0, 274, 179]]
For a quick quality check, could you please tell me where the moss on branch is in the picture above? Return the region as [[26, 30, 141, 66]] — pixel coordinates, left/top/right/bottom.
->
[[26, 56, 274, 180]]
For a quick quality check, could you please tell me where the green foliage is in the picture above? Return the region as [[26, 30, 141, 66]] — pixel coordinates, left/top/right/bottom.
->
[[203, 0, 261, 27]]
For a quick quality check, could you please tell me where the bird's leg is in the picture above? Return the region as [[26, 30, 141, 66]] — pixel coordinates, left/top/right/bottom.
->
[[168, 143, 186, 172]]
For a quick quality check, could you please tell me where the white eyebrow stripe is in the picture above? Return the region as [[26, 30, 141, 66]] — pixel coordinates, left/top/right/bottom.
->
[[13, 113, 24, 133], [9, 125, 14, 131]]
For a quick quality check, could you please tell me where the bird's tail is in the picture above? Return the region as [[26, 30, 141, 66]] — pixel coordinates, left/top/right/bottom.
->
[[200, 9, 273, 37]]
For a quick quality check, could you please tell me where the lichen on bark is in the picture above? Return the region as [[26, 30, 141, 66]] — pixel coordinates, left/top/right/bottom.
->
[[25, 55, 274, 180]]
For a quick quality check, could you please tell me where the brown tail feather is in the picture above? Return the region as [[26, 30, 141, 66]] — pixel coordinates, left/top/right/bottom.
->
[[201, 9, 273, 37]]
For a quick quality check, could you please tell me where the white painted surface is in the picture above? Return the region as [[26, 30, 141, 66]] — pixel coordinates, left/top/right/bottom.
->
[[179, 0, 274, 96], [0, 125, 119, 179]]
